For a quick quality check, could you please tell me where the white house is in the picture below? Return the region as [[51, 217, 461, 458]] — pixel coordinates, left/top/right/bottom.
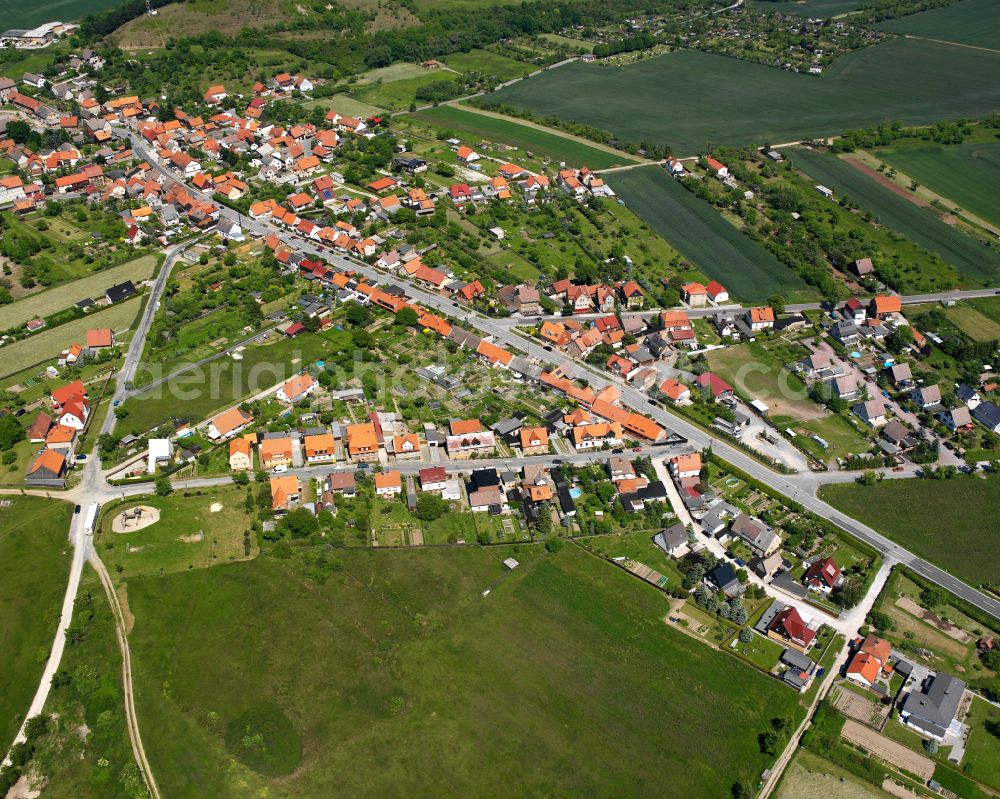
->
[[147, 438, 174, 473]]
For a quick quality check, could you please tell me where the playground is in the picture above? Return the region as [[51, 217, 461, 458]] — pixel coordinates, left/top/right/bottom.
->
[[111, 505, 161, 534]]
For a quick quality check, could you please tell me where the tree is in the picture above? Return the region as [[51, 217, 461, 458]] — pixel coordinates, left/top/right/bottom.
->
[[414, 492, 448, 521], [395, 306, 419, 327], [768, 293, 786, 315], [0, 414, 25, 451], [920, 587, 947, 609], [924, 738, 938, 754], [545, 538, 563, 553], [867, 610, 894, 631], [280, 507, 319, 538], [231, 472, 249, 486], [857, 470, 883, 486], [886, 326, 913, 354], [738, 628, 753, 644], [154, 476, 173, 496], [345, 303, 370, 327]]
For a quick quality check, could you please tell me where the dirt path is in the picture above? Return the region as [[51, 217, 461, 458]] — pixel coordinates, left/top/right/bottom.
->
[[90, 553, 160, 799]]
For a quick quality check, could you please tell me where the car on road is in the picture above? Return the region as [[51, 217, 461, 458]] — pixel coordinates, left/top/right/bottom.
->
[[74, 505, 81, 514], [611, 448, 624, 454], [632, 446, 642, 452], [113, 399, 120, 407], [75, 453, 86, 461], [543, 345, 553, 351], [271, 465, 288, 474], [881, 391, 891, 399]]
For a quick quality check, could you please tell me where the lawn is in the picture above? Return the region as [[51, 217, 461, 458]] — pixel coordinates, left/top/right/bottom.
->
[[0, 497, 73, 750], [411, 104, 637, 169], [0, 0, 123, 27], [943, 304, 1000, 342], [303, 93, 386, 117], [874, 139, 1000, 230], [121, 328, 350, 435], [125, 545, 801, 797], [30, 566, 137, 799], [791, 147, 1000, 285], [489, 38, 1000, 155], [610, 166, 813, 302], [878, 0, 1000, 49], [819, 474, 1000, 587], [355, 72, 460, 111], [772, 413, 871, 462], [97, 487, 254, 578], [0, 254, 158, 332], [0, 298, 140, 379]]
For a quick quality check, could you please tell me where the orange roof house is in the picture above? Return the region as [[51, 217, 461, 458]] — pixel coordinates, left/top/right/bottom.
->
[[303, 433, 336, 462], [269, 475, 300, 512], [519, 426, 549, 454], [260, 437, 293, 467], [208, 406, 253, 439], [86, 328, 114, 348], [870, 295, 902, 316], [346, 422, 378, 459], [449, 419, 481, 436], [229, 437, 253, 470], [846, 652, 881, 687], [374, 469, 402, 495]]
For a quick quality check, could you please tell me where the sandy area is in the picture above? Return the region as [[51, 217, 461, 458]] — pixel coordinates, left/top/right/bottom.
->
[[209, 502, 223, 513], [896, 596, 972, 644], [111, 506, 160, 534]]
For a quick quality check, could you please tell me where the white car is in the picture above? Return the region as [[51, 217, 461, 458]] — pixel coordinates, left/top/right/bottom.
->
[[271, 464, 288, 474]]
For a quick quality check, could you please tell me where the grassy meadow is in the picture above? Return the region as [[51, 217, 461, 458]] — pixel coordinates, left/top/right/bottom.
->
[[819, 474, 1000, 586], [610, 165, 813, 302], [792, 147, 1000, 284], [126, 545, 800, 797], [0, 498, 73, 750], [489, 39, 1000, 154]]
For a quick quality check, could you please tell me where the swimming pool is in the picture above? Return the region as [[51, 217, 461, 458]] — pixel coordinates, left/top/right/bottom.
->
[[849, 350, 862, 358], [569, 488, 582, 499]]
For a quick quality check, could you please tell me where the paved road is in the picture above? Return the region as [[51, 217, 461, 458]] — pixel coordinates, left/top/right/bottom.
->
[[113, 129, 1000, 622]]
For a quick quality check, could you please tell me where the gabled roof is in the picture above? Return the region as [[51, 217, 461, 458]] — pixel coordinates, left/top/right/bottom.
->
[[803, 557, 841, 589]]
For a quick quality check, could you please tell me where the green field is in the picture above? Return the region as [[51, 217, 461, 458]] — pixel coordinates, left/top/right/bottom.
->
[[98, 489, 254, 578], [0, 298, 140, 379], [819, 475, 1000, 586], [965, 698, 1000, 792], [0, 0, 123, 28], [443, 49, 535, 80], [126, 545, 800, 797], [749, 0, 865, 15], [875, 139, 1000, 229], [610, 165, 812, 302], [122, 328, 349, 434], [355, 72, 461, 111], [777, 749, 892, 798], [878, 0, 1000, 49], [0, 498, 73, 750], [792, 147, 1000, 284], [0, 255, 158, 332], [411, 104, 637, 169], [490, 39, 1000, 154]]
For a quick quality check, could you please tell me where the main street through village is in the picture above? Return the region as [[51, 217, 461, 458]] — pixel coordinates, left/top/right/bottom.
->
[[8, 126, 996, 795]]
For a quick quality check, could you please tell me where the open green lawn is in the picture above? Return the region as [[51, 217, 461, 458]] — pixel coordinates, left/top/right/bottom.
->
[[611, 166, 813, 302], [126, 545, 800, 797], [411, 104, 637, 169], [874, 139, 1000, 230], [0, 298, 140, 379], [490, 39, 1000, 155], [792, 147, 1000, 285], [772, 413, 871, 462], [819, 474, 1000, 586], [31, 566, 137, 799], [0, 254, 158, 332], [303, 93, 386, 117], [706, 341, 817, 417], [942, 304, 1000, 342], [122, 328, 349, 435], [0, 497, 73, 750], [97, 488, 254, 578], [878, 0, 1000, 49], [777, 748, 892, 798]]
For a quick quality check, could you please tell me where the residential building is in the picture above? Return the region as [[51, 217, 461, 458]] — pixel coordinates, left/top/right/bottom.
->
[[519, 426, 549, 456], [208, 407, 253, 440], [374, 469, 402, 497], [803, 557, 842, 594], [260, 437, 293, 470], [346, 422, 379, 462], [303, 433, 336, 464], [418, 466, 448, 492], [899, 673, 966, 742], [229, 437, 253, 471], [277, 373, 317, 404], [270, 475, 301, 513], [767, 606, 816, 652]]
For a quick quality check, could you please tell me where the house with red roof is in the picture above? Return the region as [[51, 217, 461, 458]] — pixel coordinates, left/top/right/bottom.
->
[[767, 606, 816, 652], [706, 280, 729, 304], [803, 557, 843, 594], [704, 156, 728, 178], [695, 372, 734, 401]]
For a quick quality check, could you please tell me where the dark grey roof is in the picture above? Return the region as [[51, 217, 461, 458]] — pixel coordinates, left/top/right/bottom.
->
[[106, 280, 136, 303], [972, 401, 1000, 430], [707, 562, 738, 591], [900, 673, 965, 739], [653, 523, 687, 554], [780, 648, 813, 672]]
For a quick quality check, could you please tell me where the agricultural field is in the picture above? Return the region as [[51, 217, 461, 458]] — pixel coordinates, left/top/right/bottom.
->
[[749, 0, 865, 15], [0, 497, 73, 750], [125, 545, 800, 798], [30, 567, 137, 799], [410, 105, 638, 169], [819, 474, 1000, 587], [878, 0, 1000, 49], [791, 147, 1000, 284], [0, 0, 123, 28], [0, 254, 158, 332], [489, 39, 1000, 154], [873, 139, 1000, 230], [97, 488, 255, 579], [0, 298, 140, 380], [610, 165, 813, 302]]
